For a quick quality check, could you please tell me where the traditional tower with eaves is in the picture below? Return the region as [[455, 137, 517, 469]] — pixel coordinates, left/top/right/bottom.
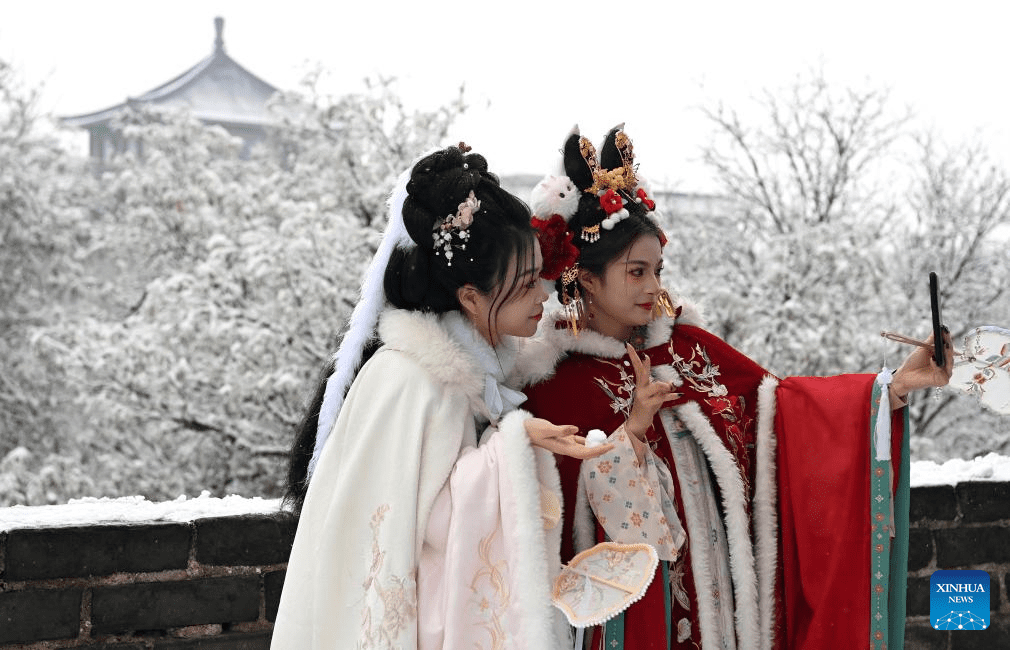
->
[[63, 17, 279, 162]]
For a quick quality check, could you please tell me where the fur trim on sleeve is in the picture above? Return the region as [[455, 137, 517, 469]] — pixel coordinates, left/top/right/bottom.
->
[[497, 409, 570, 649], [754, 375, 780, 650], [672, 401, 760, 646]]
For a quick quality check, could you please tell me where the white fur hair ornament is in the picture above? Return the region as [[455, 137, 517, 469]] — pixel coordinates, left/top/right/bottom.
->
[[530, 174, 579, 222], [307, 159, 420, 481]]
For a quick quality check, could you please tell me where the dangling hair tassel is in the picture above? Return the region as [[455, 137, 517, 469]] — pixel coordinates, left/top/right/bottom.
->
[[560, 265, 584, 335], [581, 224, 601, 243], [563, 287, 585, 336]]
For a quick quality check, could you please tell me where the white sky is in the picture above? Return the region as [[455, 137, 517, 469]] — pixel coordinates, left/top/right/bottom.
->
[[3, 0, 1010, 191]]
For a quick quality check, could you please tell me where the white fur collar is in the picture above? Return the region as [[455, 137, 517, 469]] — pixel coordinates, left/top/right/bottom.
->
[[512, 295, 707, 386], [378, 309, 522, 421]]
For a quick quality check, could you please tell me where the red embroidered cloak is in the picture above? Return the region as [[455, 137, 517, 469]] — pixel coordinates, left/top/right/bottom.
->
[[521, 309, 908, 650]]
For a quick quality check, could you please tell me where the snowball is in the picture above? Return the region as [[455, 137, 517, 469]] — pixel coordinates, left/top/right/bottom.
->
[[585, 429, 608, 448]]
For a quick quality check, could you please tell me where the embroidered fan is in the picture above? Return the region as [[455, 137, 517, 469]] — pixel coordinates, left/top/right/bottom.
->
[[882, 272, 1010, 415], [882, 325, 1010, 414], [552, 542, 658, 647], [950, 326, 1010, 414]]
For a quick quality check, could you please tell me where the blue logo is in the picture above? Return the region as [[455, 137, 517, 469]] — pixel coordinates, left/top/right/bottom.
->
[[930, 570, 990, 631]]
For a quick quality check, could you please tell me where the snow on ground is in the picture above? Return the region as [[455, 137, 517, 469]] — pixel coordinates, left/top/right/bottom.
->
[[910, 452, 1010, 486], [1, 455, 1009, 531], [0, 490, 283, 531]]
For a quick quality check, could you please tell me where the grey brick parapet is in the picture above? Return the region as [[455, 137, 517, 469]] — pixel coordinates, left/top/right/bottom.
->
[[0, 512, 294, 648], [905, 481, 1010, 649], [0, 484, 1006, 648]]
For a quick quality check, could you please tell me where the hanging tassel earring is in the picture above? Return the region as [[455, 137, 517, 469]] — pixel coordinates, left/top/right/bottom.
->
[[652, 289, 676, 318], [561, 266, 585, 336], [563, 288, 585, 335]]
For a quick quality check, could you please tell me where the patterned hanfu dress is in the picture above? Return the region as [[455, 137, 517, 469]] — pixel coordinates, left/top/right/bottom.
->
[[522, 304, 909, 650]]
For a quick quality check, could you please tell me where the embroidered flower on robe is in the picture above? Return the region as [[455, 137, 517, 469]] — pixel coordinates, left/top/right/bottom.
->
[[360, 505, 418, 648], [669, 343, 728, 397], [592, 359, 637, 417]]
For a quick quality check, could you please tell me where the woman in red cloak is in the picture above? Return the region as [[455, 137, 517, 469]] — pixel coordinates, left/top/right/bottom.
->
[[520, 126, 952, 650]]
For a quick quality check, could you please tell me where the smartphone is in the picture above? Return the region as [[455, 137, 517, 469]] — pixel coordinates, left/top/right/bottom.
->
[[929, 272, 945, 367]]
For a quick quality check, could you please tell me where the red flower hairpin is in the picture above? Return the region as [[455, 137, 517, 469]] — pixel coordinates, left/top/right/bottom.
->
[[531, 214, 580, 281], [599, 188, 624, 215], [636, 188, 656, 211]]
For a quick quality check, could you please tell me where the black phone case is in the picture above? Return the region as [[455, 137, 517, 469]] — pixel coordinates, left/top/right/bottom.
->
[[929, 272, 944, 367]]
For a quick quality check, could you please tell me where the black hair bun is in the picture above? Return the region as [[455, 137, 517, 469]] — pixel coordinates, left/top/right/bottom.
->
[[384, 143, 532, 314], [401, 146, 492, 248]]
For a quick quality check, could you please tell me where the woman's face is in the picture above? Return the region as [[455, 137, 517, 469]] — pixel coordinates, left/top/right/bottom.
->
[[466, 241, 548, 345], [580, 234, 664, 341]]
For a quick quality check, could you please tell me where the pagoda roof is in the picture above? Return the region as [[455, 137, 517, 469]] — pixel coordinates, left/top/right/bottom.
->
[[63, 17, 279, 129]]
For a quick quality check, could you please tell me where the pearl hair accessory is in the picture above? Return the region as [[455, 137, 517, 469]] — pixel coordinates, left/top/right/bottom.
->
[[600, 210, 630, 230], [433, 190, 480, 266]]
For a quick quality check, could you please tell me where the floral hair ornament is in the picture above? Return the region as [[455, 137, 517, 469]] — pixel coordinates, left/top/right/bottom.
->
[[529, 173, 586, 332], [635, 187, 656, 211], [433, 190, 480, 266], [530, 125, 670, 335], [531, 214, 580, 281], [529, 174, 581, 278], [599, 188, 630, 230], [558, 123, 667, 248]]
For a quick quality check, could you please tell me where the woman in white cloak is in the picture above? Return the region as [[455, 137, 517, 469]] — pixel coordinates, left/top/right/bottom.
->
[[271, 144, 609, 650]]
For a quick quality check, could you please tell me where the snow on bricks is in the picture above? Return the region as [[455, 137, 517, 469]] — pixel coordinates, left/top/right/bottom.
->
[[0, 512, 294, 647]]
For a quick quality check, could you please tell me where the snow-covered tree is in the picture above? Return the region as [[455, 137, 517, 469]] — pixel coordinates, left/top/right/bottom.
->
[[0, 59, 99, 504], [266, 72, 465, 227], [3, 76, 465, 505], [684, 70, 907, 378], [892, 134, 1010, 459], [680, 70, 1009, 460]]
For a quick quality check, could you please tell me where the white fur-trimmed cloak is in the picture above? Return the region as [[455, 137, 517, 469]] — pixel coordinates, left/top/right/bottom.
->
[[271, 309, 569, 650]]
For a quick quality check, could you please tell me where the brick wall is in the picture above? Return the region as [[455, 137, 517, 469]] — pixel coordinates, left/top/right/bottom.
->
[[0, 513, 295, 649], [904, 481, 1010, 649], [1, 483, 1007, 649]]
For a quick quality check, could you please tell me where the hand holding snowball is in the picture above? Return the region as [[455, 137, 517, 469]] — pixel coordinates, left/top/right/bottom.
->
[[524, 418, 614, 459]]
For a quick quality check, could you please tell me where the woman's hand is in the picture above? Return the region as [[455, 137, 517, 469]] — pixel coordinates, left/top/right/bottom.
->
[[625, 343, 679, 441], [524, 418, 614, 459], [890, 330, 954, 407]]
